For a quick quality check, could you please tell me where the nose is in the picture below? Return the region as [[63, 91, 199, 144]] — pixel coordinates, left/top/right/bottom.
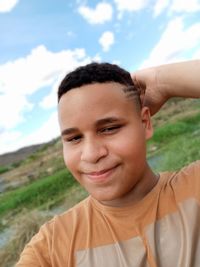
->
[[80, 137, 108, 163]]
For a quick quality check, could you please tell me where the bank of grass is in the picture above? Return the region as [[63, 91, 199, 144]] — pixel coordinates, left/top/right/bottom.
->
[[157, 133, 200, 171], [150, 112, 200, 145], [148, 111, 200, 172], [0, 165, 11, 174], [0, 211, 52, 267], [0, 169, 78, 218]]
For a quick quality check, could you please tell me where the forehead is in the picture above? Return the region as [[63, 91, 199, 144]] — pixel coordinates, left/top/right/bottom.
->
[[58, 83, 138, 129]]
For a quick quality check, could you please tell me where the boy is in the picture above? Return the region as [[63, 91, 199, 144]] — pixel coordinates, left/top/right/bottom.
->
[[16, 60, 200, 266]]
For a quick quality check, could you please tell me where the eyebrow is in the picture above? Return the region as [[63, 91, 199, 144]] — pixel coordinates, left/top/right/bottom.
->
[[61, 117, 122, 136], [95, 117, 121, 126], [61, 127, 78, 136]]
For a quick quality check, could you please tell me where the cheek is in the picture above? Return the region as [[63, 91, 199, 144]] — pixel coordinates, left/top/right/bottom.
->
[[63, 146, 78, 174], [113, 128, 146, 158]]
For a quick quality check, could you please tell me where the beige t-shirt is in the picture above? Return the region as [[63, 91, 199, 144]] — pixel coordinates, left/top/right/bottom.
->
[[16, 160, 200, 267]]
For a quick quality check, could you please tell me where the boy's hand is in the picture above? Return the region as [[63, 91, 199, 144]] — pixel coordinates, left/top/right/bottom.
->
[[132, 68, 169, 116], [132, 60, 200, 116]]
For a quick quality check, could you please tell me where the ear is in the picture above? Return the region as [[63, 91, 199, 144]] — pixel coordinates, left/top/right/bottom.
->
[[140, 107, 153, 140]]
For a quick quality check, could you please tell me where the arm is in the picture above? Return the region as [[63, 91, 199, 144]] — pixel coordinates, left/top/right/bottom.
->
[[132, 60, 200, 115]]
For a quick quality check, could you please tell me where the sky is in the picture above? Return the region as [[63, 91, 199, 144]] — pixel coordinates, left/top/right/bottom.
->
[[0, 0, 200, 155]]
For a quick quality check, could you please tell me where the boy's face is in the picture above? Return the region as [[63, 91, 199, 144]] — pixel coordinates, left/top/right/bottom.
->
[[58, 82, 153, 206]]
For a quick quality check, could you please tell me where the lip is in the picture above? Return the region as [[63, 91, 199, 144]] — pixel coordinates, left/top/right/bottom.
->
[[83, 165, 119, 183]]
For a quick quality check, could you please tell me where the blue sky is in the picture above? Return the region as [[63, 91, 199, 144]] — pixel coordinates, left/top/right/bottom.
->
[[0, 0, 200, 155]]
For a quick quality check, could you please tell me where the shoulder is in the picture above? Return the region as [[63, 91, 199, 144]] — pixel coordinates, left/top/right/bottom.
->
[[162, 160, 200, 182], [162, 160, 200, 201], [178, 160, 200, 175], [171, 160, 200, 184], [41, 196, 92, 236], [16, 196, 92, 266]]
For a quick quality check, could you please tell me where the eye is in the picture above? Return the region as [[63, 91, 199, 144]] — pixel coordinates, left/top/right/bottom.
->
[[100, 125, 122, 134], [65, 135, 82, 143]]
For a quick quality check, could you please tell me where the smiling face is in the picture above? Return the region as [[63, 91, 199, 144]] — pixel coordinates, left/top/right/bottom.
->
[[58, 82, 156, 207]]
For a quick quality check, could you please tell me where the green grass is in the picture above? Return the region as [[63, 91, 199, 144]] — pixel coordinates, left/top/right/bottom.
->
[[0, 169, 77, 217], [0, 166, 11, 175], [155, 131, 200, 171], [148, 112, 200, 172], [150, 112, 200, 145]]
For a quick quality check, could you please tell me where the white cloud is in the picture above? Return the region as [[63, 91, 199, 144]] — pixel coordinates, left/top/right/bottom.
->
[[78, 2, 113, 24], [0, 130, 22, 155], [39, 49, 96, 110], [171, 0, 200, 12], [0, 45, 91, 129], [20, 112, 60, 148], [141, 17, 200, 68], [154, 0, 169, 17], [0, 0, 18, 12], [0, 45, 88, 96], [92, 54, 102, 62], [192, 48, 200, 59], [154, 0, 200, 16], [113, 0, 200, 17], [114, 0, 149, 12], [40, 53, 102, 110], [112, 60, 121, 65], [39, 80, 61, 110], [99, 31, 115, 52], [0, 112, 60, 155], [0, 93, 32, 129]]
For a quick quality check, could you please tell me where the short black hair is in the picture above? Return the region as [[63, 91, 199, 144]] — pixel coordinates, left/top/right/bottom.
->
[[58, 62, 141, 107]]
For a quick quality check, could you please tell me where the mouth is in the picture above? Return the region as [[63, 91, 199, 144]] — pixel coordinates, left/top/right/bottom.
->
[[83, 165, 120, 183]]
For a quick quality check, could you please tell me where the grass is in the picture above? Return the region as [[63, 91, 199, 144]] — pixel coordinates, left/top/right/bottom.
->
[[0, 166, 11, 175], [0, 210, 52, 267], [151, 98, 200, 127], [152, 130, 200, 171], [0, 169, 77, 217], [150, 112, 200, 145], [147, 111, 200, 172]]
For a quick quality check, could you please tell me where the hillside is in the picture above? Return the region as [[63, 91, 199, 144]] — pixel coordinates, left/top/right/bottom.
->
[[0, 138, 64, 193], [0, 144, 44, 166]]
